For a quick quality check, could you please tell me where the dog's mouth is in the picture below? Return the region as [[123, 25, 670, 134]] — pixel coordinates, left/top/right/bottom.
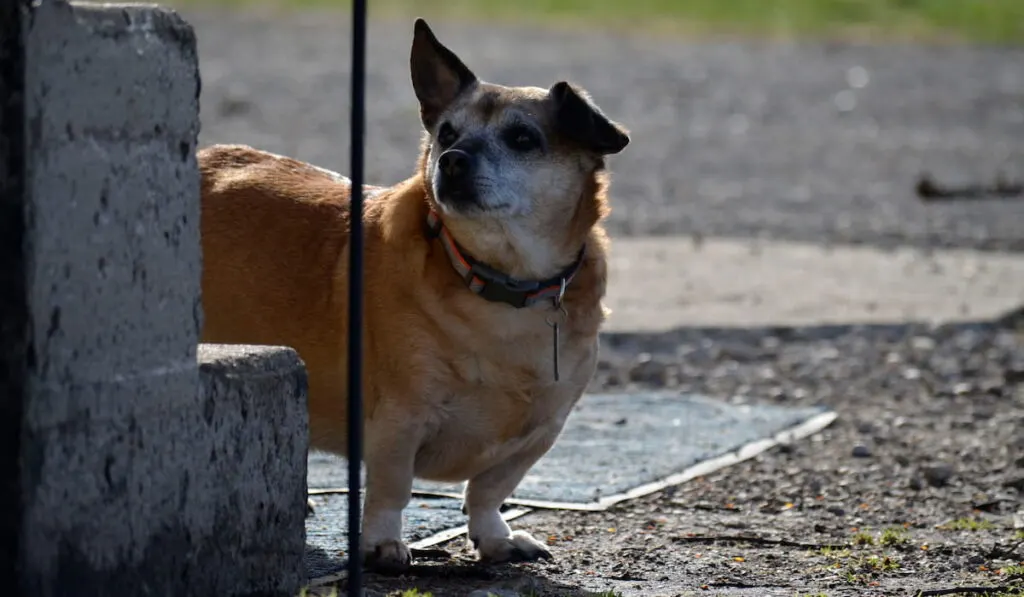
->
[[433, 148, 484, 211], [434, 178, 481, 211]]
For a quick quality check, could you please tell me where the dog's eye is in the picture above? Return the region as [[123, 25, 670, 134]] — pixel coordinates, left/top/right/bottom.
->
[[437, 122, 458, 148], [503, 126, 541, 152]]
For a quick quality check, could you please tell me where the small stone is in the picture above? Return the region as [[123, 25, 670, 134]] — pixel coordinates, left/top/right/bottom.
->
[[468, 590, 519, 597], [1003, 477, 1024, 491], [923, 464, 954, 487], [902, 367, 922, 380], [628, 353, 672, 387], [856, 421, 875, 434], [911, 336, 936, 351], [468, 577, 540, 597], [852, 444, 872, 458], [909, 477, 924, 491], [827, 505, 846, 516]]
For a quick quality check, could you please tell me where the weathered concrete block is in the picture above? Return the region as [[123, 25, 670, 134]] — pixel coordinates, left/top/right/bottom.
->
[[197, 344, 310, 596], [2, 2, 309, 596]]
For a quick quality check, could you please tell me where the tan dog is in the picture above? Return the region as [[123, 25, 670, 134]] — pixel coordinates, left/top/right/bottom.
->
[[198, 18, 629, 573]]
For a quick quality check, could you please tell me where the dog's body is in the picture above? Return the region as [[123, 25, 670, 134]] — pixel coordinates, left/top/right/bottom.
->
[[198, 19, 628, 572]]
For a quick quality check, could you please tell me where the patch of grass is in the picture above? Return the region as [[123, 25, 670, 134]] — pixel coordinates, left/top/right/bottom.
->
[[880, 526, 911, 546], [845, 553, 901, 578], [939, 517, 996, 532], [297, 588, 339, 597], [864, 554, 901, 572], [852, 531, 875, 546], [1016, 529, 1024, 540], [160, 0, 1024, 44], [818, 546, 852, 559]]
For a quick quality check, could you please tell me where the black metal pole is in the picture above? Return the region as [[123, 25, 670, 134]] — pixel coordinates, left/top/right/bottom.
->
[[346, 0, 367, 593]]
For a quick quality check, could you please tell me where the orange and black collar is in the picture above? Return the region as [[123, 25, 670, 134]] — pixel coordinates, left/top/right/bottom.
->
[[426, 210, 585, 309]]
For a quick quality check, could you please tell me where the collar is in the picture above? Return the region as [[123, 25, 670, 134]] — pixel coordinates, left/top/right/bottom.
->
[[425, 210, 585, 309]]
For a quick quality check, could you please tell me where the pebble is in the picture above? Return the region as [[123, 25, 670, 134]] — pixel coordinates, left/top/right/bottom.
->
[[827, 505, 846, 516], [923, 464, 954, 487], [628, 353, 673, 387], [909, 477, 925, 491], [468, 590, 519, 597], [468, 577, 541, 597], [852, 444, 872, 458], [1003, 476, 1024, 491]]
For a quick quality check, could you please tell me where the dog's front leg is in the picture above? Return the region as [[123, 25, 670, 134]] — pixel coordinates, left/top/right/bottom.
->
[[463, 435, 556, 563], [360, 439, 415, 574]]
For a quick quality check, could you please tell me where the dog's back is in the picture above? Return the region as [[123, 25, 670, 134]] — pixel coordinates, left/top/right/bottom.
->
[[199, 144, 359, 448]]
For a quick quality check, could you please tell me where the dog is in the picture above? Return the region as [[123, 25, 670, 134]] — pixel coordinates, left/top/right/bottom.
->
[[197, 18, 629, 573]]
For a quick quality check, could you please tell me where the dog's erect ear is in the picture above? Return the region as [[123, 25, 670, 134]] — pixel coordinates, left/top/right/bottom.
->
[[549, 81, 630, 155], [410, 18, 477, 129]]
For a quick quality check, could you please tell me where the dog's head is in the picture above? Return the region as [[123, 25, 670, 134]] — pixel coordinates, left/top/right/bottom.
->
[[410, 18, 629, 227]]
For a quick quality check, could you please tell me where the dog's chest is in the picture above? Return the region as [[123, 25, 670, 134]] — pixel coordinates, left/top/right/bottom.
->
[[410, 329, 597, 482], [412, 382, 583, 483]]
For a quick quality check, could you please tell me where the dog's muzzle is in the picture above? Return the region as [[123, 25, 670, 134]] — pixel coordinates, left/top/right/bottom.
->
[[436, 148, 478, 208]]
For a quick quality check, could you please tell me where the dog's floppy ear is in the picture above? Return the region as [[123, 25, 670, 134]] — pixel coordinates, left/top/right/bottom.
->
[[410, 18, 477, 129], [549, 81, 629, 155]]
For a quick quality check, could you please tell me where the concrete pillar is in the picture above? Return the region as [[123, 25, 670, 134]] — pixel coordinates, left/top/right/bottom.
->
[[1, 2, 309, 595]]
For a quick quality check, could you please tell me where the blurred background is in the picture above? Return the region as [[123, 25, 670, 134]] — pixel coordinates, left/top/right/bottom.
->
[[164, 0, 1024, 257]]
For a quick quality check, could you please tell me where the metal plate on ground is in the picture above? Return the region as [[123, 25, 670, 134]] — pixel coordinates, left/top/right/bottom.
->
[[304, 392, 835, 573], [303, 393, 831, 573], [309, 392, 833, 507]]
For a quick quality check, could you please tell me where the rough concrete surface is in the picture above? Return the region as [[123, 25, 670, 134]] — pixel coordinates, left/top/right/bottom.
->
[[7, 3, 305, 596], [198, 343, 311, 596], [0, 0, 29, 584]]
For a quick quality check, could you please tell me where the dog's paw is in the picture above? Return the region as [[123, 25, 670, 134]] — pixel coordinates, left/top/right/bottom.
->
[[306, 498, 316, 518], [363, 539, 413, 575], [473, 530, 553, 564]]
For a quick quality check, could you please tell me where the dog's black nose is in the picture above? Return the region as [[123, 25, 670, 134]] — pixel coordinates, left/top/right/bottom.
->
[[438, 149, 472, 180]]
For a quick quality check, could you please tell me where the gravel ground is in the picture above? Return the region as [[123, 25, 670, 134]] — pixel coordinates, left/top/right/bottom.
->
[[349, 315, 1024, 596], [175, 8, 1024, 595]]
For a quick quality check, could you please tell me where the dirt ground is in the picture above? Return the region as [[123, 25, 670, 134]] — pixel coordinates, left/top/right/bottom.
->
[[173, 8, 1024, 596], [318, 314, 1023, 597]]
